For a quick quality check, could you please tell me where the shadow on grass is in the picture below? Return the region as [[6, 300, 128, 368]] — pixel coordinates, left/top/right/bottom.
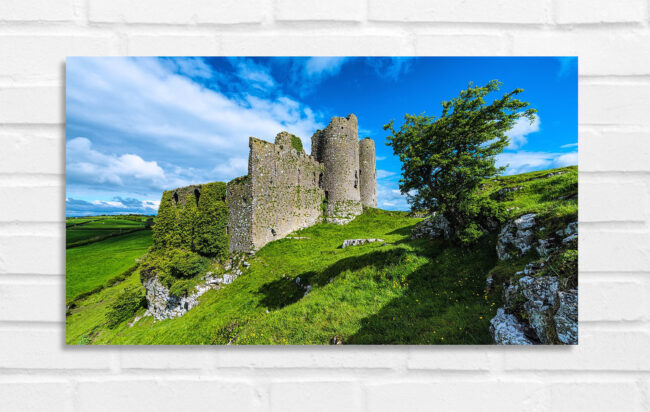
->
[[346, 237, 499, 345], [258, 244, 434, 310], [257, 234, 500, 344], [386, 224, 417, 237]]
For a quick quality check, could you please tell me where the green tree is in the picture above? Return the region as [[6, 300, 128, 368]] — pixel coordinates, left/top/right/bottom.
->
[[385, 80, 536, 243]]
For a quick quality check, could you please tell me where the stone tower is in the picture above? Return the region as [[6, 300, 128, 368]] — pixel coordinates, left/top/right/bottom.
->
[[311, 114, 363, 224], [359, 137, 377, 208]]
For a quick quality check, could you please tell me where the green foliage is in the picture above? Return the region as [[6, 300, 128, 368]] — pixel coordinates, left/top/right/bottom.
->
[[385, 80, 537, 243], [194, 183, 229, 259], [106, 287, 145, 329], [290, 134, 304, 152], [140, 248, 210, 294], [152, 182, 229, 259]]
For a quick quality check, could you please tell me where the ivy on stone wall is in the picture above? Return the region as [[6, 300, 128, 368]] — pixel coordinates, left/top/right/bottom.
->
[[290, 134, 304, 153], [152, 182, 229, 260]]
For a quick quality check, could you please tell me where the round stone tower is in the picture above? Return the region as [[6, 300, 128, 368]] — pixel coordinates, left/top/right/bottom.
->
[[359, 137, 377, 208], [312, 114, 363, 224]]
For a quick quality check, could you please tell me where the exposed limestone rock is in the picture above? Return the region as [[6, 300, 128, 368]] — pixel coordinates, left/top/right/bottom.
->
[[535, 220, 578, 257], [410, 214, 451, 240], [494, 186, 523, 200], [496, 213, 537, 260], [144, 256, 249, 320], [490, 308, 535, 345], [519, 275, 559, 344], [515, 260, 546, 277], [143, 277, 209, 321], [535, 238, 554, 257], [554, 289, 578, 344], [341, 238, 384, 248]]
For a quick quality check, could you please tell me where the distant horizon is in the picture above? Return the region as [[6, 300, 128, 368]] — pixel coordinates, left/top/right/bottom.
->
[[65, 164, 576, 218], [66, 57, 577, 216]]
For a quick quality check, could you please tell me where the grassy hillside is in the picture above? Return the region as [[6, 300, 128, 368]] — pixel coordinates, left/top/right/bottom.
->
[[66, 230, 152, 301], [66, 166, 577, 345]]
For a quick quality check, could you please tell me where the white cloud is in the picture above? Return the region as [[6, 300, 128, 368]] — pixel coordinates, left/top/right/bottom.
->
[[304, 57, 348, 79], [231, 58, 276, 91], [377, 181, 409, 211], [497, 150, 578, 175], [66, 197, 160, 216], [555, 151, 578, 167], [161, 57, 214, 79], [377, 169, 397, 179], [212, 157, 249, 181], [561, 142, 578, 149], [67, 137, 167, 190], [507, 115, 540, 149], [66, 57, 325, 200], [376, 156, 386, 161]]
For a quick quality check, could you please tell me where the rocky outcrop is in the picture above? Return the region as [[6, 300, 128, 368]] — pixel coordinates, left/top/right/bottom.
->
[[496, 213, 536, 260], [554, 289, 578, 344], [143, 277, 211, 320], [341, 238, 384, 248], [519, 275, 559, 344], [490, 308, 535, 345], [410, 214, 451, 240], [143, 255, 249, 320], [493, 273, 577, 345], [491, 219, 578, 345]]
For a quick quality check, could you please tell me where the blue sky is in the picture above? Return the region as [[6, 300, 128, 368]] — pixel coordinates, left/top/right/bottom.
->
[[66, 56, 577, 216]]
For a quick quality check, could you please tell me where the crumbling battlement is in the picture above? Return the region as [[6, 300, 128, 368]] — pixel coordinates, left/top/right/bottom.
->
[[159, 114, 376, 254]]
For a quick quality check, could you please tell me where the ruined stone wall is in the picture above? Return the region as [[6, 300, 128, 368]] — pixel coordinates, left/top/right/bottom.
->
[[359, 137, 377, 208], [312, 114, 363, 224], [153, 182, 229, 259], [159, 114, 375, 254], [245, 132, 325, 251], [226, 175, 253, 253]]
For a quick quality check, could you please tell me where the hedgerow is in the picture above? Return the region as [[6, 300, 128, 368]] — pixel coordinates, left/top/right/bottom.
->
[[106, 287, 146, 329]]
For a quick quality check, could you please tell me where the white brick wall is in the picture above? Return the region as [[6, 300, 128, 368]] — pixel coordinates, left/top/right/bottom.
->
[[1, 1, 648, 410]]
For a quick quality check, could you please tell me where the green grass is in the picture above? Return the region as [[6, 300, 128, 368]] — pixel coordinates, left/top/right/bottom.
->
[[66, 166, 577, 345], [66, 230, 153, 302], [66, 215, 150, 247], [68, 209, 500, 345], [79, 219, 145, 229], [481, 166, 578, 234]]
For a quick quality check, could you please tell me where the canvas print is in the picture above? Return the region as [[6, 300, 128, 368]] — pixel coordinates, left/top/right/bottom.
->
[[65, 57, 578, 345]]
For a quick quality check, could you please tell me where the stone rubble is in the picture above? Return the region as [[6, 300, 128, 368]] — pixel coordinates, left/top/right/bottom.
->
[[341, 238, 385, 248], [410, 213, 451, 240]]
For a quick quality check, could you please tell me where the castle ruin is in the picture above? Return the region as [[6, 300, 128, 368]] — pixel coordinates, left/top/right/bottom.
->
[[159, 114, 376, 254]]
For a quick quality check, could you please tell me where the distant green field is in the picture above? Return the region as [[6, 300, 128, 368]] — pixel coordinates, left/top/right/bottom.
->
[[66, 230, 153, 301], [66, 215, 151, 247], [80, 219, 145, 229]]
